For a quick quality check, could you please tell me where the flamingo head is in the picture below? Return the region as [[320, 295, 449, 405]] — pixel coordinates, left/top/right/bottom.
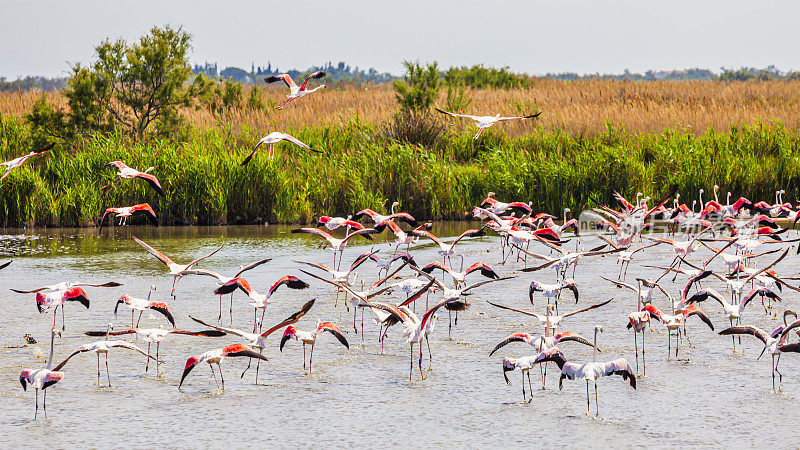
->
[[279, 326, 298, 352], [501, 357, 516, 384]]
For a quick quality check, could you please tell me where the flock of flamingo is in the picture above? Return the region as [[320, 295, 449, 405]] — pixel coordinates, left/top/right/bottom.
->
[[4, 72, 800, 421]]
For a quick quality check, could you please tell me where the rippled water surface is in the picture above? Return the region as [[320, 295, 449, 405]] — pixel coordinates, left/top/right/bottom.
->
[[2, 224, 800, 447]]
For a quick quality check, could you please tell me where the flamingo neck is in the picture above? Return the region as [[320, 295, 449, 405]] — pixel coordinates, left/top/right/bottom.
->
[[46, 330, 56, 369], [593, 329, 599, 362]]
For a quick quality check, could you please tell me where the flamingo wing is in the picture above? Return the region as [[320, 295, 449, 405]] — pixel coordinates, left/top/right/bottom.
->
[[135, 173, 164, 196], [602, 358, 636, 388], [234, 258, 273, 278], [147, 302, 175, 327], [718, 326, 768, 344], [496, 111, 542, 121], [189, 317, 251, 338], [260, 299, 316, 337], [561, 299, 613, 318], [294, 260, 334, 274], [487, 301, 546, 321], [397, 279, 436, 308], [489, 332, 532, 356], [434, 108, 483, 121], [265, 74, 297, 89], [298, 71, 326, 90], [132, 235, 176, 268], [317, 322, 349, 348]]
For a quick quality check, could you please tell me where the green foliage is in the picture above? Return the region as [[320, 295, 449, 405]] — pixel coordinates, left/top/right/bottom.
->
[[246, 85, 265, 111], [392, 61, 440, 112], [3, 114, 800, 227], [443, 85, 472, 113], [45, 25, 199, 140], [443, 65, 531, 89], [380, 110, 447, 151]]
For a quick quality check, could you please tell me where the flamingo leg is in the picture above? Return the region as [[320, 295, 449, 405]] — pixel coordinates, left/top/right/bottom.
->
[[211, 365, 220, 390], [418, 341, 424, 380], [61, 306, 65, 331], [156, 343, 161, 377], [309, 343, 316, 374], [35, 389, 39, 419], [229, 293, 234, 325], [634, 330, 639, 374], [409, 343, 414, 381], [105, 354, 111, 386], [586, 380, 590, 414], [526, 372, 533, 404], [219, 363, 225, 391], [146, 342, 151, 373], [218, 295, 223, 321], [426, 335, 433, 370], [97, 353, 101, 385], [595, 381, 599, 416], [255, 350, 263, 384], [776, 353, 783, 385], [131, 310, 135, 328], [521, 370, 526, 402], [136, 311, 143, 327], [642, 330, 646, 376]]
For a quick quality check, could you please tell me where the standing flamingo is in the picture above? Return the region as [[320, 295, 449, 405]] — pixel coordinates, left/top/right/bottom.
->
[[533, 328, 637, 416], [179, 343, 269, 391], [265, 71, 326, 109], [114, 288, 175, 327], [189, 299, 315, 383], [19, 328, 64, 419], [280, 321, 350, 374]]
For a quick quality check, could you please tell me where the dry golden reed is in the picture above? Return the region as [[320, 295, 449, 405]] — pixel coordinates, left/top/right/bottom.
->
[[2, 79, 800, 136]]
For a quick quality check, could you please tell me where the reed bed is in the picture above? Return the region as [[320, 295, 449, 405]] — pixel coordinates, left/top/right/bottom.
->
[[1, 110, 799, 227], [3, 79, 800, 137]]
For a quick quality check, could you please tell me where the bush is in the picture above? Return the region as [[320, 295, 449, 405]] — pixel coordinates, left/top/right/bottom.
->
[[443, 65, 531, 89], [380, 109, 447, 150], [392, 61, 440, 112]]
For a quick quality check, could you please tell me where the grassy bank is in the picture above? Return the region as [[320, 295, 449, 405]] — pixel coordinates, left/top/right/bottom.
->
[[1, 113, 799, 228]]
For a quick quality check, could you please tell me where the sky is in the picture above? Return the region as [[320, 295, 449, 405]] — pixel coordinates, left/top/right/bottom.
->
[[2, 0, 798, 79]]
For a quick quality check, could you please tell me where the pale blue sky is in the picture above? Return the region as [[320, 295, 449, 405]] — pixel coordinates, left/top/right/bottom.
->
[[2, 0, 797, 78]]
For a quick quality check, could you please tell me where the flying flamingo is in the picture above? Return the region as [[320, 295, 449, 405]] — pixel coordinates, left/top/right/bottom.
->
[[104, 160, 164, 195], [265, 71, 326, 109], [317, 216, 365, 231], [528, 278, 579, 313], [435, 108, 542, 139], [295, 251, 375, 301], [19, 328, 63, 419], [280, 321, 350, 374], [353, 203, 418, 226], [132, 235, 222, 294], [190, 299, 316, 383], [241, 132, 320, 164], [409, 226, 487, 263], [1, 143, 52, 180], [114, 288, 175, 327], [291, 227, 377, 269], [479, 192, 533, 215], [686, 287, 778, 351], [179, 343, 269, 391], [366, 251, 417, 277], [53, 325, 161, 387], [85, 327, 226, 376], [533, 328, 637, 417], [99, 203, 158, 230]]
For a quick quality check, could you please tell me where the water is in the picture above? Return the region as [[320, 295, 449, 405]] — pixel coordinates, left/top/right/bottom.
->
[[1, 224, 799, 447]]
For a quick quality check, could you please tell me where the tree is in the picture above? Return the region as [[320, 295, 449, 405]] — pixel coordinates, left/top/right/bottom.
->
[[56, 25, 197, 139], [392, 61, 440, 112]]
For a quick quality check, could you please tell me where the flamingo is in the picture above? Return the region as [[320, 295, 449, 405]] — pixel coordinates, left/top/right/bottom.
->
[[409, 226, 487, 262], [533, 329, 637, 417], [34, 287, 90, 330], [131, 235, 222, 294], [1, 143, 52, 180], [686, 287, 778, 351], [280, 321, 350, 374], [365, 251, 417, 277], [479, 192, 533, 215], [241, 132, 320, 164], [19, 328, 63, 419], [99, 203, 158, 230], [501, 354, 541, 403], [421, 260, 499, 288], [317, 215, 364, 231], [595, 235, 660, 279], [114, 288, 175, 328], [489, 330, 598, 356], [265, 71, 326, 109], [190, 299, 315, 383], [179, 343, 269, 391], [103, 160, 163, 195], [85, 327, 226, 376], [487, 299, 612, 333], [528, 278, 579, 312], [358, 296, 448, 381], [435, 108, 542, 139], [291, 227, 377, 269], [295, 251, 374, 296], [643, 304, 714, 358], [718, 325, 795, 389], [176, 257, 273, 321], [353, 203, 418, 226], [627, 310, 650, 375], [53, 325, 161, 387], [11, 280, 122, 294]]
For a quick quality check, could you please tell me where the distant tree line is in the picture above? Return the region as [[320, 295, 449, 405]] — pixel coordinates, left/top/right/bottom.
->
[[6, 63, 800, 94]]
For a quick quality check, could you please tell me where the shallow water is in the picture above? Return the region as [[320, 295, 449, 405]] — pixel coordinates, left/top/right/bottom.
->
[[1, 224, 799, 447]]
